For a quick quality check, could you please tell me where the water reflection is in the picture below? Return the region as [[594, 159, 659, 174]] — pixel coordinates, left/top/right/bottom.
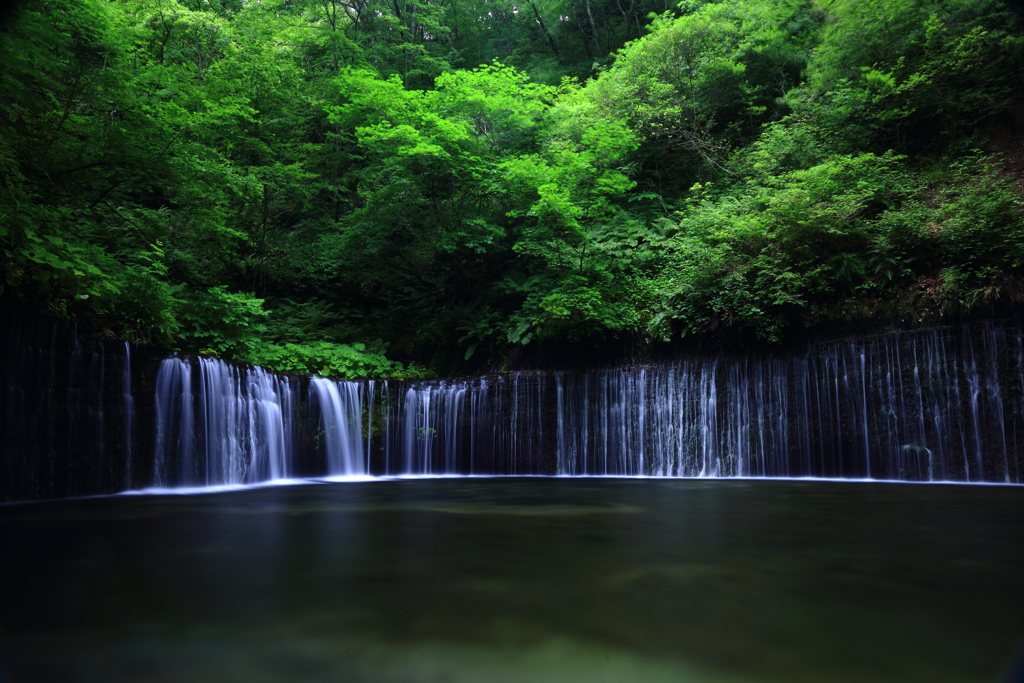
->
[[1, 478, 1023, 683]]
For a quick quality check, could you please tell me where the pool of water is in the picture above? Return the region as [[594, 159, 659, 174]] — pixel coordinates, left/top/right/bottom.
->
[[1, 478, 1023, 683]]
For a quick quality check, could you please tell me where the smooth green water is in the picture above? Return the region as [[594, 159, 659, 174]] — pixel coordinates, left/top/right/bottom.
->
[[1, 478, 1022, 683]]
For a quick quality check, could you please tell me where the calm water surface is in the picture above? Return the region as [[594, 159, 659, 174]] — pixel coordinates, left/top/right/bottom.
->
[[1, 478, 1022, 683]]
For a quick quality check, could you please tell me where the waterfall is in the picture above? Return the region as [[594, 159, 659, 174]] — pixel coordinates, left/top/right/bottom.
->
[[122, 341, 134, 489], [137, 325, 1024, 487], [554, 327, 1022, 482], [5, 316, 1023, 502], [374, 374, 549, 475], [152, 356, 297, 487], [152, 370, 552, 482], [153, 357, 193, 486], [248, 365, 296, 481], [309, 377, 366, 476]]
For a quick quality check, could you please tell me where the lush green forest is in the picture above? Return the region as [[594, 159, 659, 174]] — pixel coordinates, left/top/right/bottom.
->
[[1, 0, 1022, 376]]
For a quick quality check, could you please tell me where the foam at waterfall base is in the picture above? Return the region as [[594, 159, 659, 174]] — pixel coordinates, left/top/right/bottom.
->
[[112, 473, 1024, 499], [122, 478, 310, 496]]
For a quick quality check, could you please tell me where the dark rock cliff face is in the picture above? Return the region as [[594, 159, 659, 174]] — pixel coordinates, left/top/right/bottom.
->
[[3, 304, 1023, 503], [2, 307, 126, 502]]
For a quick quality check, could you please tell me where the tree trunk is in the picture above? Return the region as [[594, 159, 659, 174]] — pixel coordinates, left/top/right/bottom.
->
[[526, 0, 561, 62]]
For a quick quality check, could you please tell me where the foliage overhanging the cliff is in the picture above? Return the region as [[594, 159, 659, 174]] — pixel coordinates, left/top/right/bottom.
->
[[1, 0, 1022, 375]]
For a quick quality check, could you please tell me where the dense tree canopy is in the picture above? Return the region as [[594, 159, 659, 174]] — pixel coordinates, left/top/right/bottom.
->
[[2, 0, 1023, 375]]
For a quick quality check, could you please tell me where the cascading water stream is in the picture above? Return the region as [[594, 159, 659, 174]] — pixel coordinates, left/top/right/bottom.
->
[[310, 377, 366, 476], [311, 373, 549, 476], [152, 357, 297, 487], [554, 326, 1022, 482], [122, 341, 134, 489], [5, 318, 1023, 502], [98, 325, 1024, 488]]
